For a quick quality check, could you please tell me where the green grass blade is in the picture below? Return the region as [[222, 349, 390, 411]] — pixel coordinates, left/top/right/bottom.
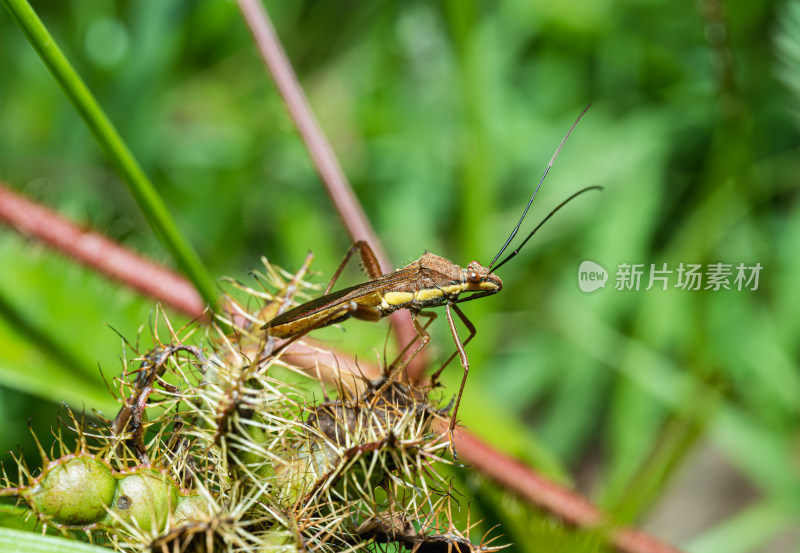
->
[[0, 528, 111, 553], [686, 501, 799, 553], [1, 0, 218, 308]]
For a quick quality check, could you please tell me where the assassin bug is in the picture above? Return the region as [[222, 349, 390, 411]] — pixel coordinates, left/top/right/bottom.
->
[[263, 105, 599, 455]]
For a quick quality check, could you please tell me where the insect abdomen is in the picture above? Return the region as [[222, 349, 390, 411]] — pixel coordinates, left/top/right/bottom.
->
[[267, 309, 352, 339], [380, 287, 452, 312]]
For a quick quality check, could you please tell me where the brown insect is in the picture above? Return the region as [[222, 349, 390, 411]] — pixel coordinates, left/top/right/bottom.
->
[[263, 106, 598, 455]]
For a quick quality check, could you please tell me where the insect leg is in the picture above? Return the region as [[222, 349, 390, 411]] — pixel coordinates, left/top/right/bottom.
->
[[430, 304, 477, 384], [443, 302, 475, 459], [386, 310, 437, 378], [371, 310, 435, 402], [324, 240, 383, 294]]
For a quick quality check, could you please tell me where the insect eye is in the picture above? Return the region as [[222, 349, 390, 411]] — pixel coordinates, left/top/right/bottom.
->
[[467, 270, 479, 283]]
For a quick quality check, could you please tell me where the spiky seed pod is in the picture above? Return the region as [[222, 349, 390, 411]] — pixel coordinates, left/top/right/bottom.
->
[[106, 469, 178, 533], [172, 495, 210, 527], [271, 440, 339, 506], [1, 258, 507, 552], [22, 456, 116, 526], [10, 453, 208, 535]]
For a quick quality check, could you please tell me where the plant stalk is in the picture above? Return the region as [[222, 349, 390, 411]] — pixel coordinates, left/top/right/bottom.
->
[[2, 0, 218, 308]]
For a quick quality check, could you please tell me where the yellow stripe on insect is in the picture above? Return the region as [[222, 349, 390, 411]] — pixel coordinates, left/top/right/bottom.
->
[[382, 291, 414, 306], [439, 284, 465, 296], [414, 288, 445, 302]]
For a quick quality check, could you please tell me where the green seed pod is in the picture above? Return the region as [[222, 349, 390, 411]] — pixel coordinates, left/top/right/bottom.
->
[[106, 469, 178, 532], [273, 441, 338, 506], [236, 414, 276, 481], [172, 495, 209, 526], [24, 456, 116, 526]]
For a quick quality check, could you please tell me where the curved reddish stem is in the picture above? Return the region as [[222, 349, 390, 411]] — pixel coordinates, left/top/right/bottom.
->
[[0, 183, 380, 387], [0, 185, 204, 317]]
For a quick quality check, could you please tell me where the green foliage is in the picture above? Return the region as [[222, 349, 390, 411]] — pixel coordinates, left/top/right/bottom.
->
[[0, 528, 110, 553], [2, 0, 217, 305], [1, 0, 800, 551]]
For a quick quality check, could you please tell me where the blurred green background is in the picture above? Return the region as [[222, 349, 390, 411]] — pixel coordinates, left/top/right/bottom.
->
[[2, 0, 800, 551]]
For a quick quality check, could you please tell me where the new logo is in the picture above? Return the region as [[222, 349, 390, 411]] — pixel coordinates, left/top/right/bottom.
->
[[578, 261, 608, 292]]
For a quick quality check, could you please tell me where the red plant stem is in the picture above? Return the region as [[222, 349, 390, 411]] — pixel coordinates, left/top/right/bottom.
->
[[234, 0, 421, 376], [0, 183, 379, 385], [0, 185, 205, 317], [0, 183, 682, 553], [451, 425, 684, 553], [236, 0, 380, 264]]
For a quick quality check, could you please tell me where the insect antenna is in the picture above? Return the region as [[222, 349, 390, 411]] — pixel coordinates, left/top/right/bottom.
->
[[490, 185, 602, 272], [488, 104, 591, 269]]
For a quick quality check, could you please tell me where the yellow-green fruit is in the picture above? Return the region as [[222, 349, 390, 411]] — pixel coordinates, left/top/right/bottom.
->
[[273, 442, 338, 506], [172, 495, 209, 526], [106, 469, 178, 532], [237, 415, 275, 480], [25, 457, 116, 526]]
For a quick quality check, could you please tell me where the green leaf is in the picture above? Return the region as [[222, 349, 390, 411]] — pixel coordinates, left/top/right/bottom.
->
[[0, 235, 158, 414], [686, 501, 800, 553], [0, 528, 111, 553]]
